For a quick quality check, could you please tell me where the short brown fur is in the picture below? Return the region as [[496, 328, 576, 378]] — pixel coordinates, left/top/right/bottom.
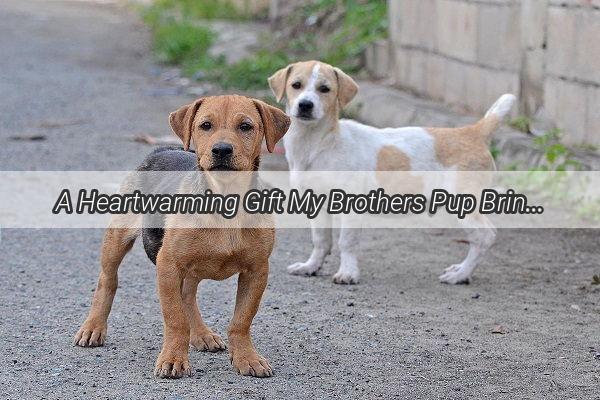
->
[[74, 95, 290, 379]]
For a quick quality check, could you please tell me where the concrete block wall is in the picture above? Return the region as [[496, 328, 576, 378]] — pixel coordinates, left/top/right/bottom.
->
[[368, 0, 600, 145], [544, 2, 600, 143], [385, 0, 521, 117]]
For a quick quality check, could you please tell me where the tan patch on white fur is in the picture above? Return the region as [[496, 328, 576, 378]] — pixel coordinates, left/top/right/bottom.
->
[[376, 145, 411, 171], [427, 115, 499, 171], [376, 145, 423, 194]]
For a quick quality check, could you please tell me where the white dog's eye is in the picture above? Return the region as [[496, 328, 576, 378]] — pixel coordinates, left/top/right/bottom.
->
[[200, 121, 212, 131], [291, 81, 302, 89], [319, 85, 330, 93]]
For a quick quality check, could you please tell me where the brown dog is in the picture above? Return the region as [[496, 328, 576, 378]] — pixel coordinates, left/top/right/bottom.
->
[[73, 95, 290, 378]]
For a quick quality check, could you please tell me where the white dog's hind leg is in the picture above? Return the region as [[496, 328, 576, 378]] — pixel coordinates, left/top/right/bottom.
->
[[439, 214, 496, 284], [333, 224, 361, 284], [287, 215, 332, 276]]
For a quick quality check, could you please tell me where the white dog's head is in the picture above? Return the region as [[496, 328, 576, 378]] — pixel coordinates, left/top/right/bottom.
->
[[268, 61, 358, 125]]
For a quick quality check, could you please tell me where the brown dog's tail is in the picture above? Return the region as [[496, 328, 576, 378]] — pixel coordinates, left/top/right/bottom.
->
[[475, 94, 517, 138]]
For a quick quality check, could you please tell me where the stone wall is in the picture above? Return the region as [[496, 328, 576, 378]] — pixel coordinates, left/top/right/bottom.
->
[[366, 0, 600, 145]]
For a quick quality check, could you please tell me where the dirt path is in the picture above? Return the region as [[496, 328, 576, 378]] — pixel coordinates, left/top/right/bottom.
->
[[0, 1, 598, 399]]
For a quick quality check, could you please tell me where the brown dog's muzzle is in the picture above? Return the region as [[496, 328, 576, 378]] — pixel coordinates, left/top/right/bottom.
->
[[210, 142, 236, 171]]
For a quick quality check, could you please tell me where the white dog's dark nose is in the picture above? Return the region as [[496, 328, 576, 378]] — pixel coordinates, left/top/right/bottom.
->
[[298, 100, 314, 112]]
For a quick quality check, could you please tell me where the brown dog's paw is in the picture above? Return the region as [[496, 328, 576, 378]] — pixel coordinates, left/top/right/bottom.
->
[[230, 351, 273, 378], [190, 331, 227, 352], [73, 320, 107, 347], [154, 351, 192, 379]]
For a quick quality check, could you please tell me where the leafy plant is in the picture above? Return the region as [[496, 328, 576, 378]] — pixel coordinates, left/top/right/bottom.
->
[[509, 116, 531, 133], [531, 129, 582, 171], [142, 0, 388, 90], [490, 144, 501, 161]]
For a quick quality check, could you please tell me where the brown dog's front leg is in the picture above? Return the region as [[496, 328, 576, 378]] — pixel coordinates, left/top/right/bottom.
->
[[154, 253, 192, 379], [182, 277, 226, 352], [74, 228, 136, 347], [228, 265, 272, 378]]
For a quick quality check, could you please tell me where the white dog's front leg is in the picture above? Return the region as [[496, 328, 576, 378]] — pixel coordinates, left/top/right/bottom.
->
[[287, 214, 332, 276], [333, 221, 361, 284]]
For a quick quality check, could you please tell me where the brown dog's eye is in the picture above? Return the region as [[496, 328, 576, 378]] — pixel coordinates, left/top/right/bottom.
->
[[200, 121, 212, 131], [319, 85, 330, 93], [239, 122, 253, 132], [291, 82, 302, 89]]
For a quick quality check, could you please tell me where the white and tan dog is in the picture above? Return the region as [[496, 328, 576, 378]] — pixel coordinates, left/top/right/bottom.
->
[[269, 60, 516, 285]]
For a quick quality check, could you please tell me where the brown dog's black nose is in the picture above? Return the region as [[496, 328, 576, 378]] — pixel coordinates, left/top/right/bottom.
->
[[298, 100, 314, 112], [212, 142, 233, 158]]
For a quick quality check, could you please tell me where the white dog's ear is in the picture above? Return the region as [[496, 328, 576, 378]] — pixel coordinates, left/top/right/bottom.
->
[[268, 65, 292, 103], [334, 67, 359, 109], [169, 98, 204, 151], [253, 99, 291, 153]]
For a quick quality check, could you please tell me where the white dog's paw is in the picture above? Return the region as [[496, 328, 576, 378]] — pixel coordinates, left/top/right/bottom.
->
[[439, 264, 471, 284], [332, 270, 359, 285], [287, 261, 320, 276]]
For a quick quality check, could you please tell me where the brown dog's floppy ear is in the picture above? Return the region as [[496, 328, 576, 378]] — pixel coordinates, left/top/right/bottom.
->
[[334, 67, 359, 109], [169, 98, 203, 151], [253, 99, 291, 153], [268, 65, 292, 103]]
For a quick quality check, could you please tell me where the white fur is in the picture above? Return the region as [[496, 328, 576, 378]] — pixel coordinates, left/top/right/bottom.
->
[[485, 94, 516, 119], [282, 70, 514, 284], [288, 64, 325, 121]]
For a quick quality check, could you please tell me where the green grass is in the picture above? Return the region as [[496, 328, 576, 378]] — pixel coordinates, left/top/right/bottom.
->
[[285, 0, 388, 72], [214, 51, 290, 90], [142, 0, 286, 89], [182, 50, 290, 91], [153, 21, 215, 64], [144, 0, 252, 21], [142, 0, 387, 89], [300, 0, 388, 72], [141, 2, 217, 66]]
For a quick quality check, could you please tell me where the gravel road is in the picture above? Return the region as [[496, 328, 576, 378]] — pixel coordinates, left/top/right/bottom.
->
[[0, 1, 598, 399]]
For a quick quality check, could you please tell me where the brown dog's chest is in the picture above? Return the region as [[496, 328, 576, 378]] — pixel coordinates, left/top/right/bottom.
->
[[160, 228, 274, 281]]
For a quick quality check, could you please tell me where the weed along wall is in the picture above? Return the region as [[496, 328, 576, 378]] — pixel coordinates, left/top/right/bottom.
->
[[143, 0, 387, 92], [365, 1, 600, 146]]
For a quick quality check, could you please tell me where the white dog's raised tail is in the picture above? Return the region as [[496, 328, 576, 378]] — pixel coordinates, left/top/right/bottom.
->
[[484, 93, 517, 119]]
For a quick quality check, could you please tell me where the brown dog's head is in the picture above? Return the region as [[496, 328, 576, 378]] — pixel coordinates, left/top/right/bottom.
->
[[268, 60, 358, 125], [169, 95, 290, 171]]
